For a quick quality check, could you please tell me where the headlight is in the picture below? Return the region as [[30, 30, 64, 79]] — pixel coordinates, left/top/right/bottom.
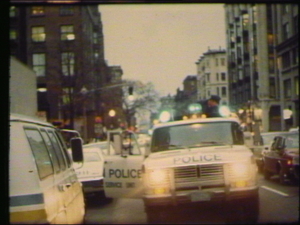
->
[[145, 169, 172, 195], [228, 163, 253, 188], [147, 169, 170, 186]]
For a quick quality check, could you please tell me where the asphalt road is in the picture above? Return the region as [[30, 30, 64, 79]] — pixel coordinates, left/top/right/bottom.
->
[[84, 174, 299, 224]]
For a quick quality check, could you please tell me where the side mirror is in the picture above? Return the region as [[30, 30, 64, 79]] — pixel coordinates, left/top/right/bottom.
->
[[70, 137, 84, 162]]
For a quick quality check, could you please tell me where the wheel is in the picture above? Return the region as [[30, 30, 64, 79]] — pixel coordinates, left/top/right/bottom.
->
[[263, 166, 272, 180], [279, 167, 287, 185]]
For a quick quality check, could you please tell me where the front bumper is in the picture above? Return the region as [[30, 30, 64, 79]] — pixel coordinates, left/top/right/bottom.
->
[[143, 186, 258, 206]]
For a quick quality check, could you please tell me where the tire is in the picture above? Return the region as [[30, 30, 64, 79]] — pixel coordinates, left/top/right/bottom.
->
[[279, 167, 287, 185], [263, 166, 272, 180]]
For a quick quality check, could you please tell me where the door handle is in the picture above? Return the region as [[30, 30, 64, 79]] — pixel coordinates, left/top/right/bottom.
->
[[104, 161, 112, 164]]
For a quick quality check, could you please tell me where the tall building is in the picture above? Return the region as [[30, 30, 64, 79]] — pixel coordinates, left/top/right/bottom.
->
[[272, 4, 299, 130], [224, 3, 298, 132], [9, 4, 119, 141], [195, 48, 228, 106]]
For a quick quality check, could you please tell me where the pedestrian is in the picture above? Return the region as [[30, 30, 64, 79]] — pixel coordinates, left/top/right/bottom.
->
[[204, 95, 222, 118]]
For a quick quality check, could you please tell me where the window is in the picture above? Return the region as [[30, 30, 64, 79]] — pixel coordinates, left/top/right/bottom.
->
[[217, 87, 220, 96], [10, 29, 17, 40], [295, 77, 299, 96], [10, 6, 16, 17], [60, 6, 74, 15], [221, 72, 226, 81], [215, 58, 218, 66], [93, 32, 98, 44], [40, 129, 60, 173], [284, 79, 292, 98], [222, 87, 227, 97], [293, 15, 298, 34], [31, 26, 45, 42], [61, 52, 75, 76], [216, 73, 219, 81], [31, 6, 45, 16], [221, 58, 225, 66], [292, 48, 298, 65], [60, 25, 75, 41], [282, 51, 291, 69], [282, 23, 289, 40], [24, 128, 53, 179], [62, 87, 74, 104], [32, 53, 46, 77], [206, 73, 210, 82], [269, 77, 276, 98], [47, 130, 67, 171]]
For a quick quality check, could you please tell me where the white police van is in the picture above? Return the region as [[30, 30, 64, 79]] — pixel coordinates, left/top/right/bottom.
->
[[9, 113, 85, 224], [103, 117, 259, 223]]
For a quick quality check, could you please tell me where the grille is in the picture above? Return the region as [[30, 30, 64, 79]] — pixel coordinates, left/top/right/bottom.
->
[[174, 164, 225, 191]]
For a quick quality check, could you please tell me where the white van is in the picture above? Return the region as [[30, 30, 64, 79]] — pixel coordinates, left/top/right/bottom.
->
[[9, 113, 85, 224]]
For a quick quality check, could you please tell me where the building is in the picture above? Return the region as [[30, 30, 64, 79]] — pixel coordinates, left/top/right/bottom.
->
[[272, 4, 299, 130], [173, 75, 198, 120], [10, 56, 38, 118], [9, 4, 121, 141], [224, 3, 298, 132], [195, 48, 228, 106]]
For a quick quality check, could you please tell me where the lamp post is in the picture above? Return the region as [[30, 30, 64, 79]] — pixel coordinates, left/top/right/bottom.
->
[[80, 86, 88, 143]]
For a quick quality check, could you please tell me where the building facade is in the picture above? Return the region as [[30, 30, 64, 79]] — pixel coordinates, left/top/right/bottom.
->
[[224, 3, 298, 132], [196, 48, 229, 106], [272, 4, 299, 130], [9, 4, 121, 141]]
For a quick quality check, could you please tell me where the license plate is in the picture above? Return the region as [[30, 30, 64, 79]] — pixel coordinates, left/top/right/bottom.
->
[[190, 192, 211, 202]]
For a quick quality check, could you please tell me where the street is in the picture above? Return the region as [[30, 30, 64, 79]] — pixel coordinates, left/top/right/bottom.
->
[[84, 174, 299, 224]]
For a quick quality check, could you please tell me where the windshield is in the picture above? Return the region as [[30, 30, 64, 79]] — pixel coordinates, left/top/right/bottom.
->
[[151, 122, 243, 152], [285, 133, 299, 149]]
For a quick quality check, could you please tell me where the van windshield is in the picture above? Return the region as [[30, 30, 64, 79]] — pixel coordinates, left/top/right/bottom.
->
[[151, 122, 243, 152]]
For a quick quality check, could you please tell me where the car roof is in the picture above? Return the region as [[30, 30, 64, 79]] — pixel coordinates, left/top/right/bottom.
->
[[152, 117, 240, 130], [10, 113, 54, 127]]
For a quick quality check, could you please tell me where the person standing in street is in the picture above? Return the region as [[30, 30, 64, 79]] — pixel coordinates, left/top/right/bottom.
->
[[204, 95, 222, 118]]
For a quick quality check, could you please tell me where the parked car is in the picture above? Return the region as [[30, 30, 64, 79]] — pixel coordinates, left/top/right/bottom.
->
[[72, 145, 105, 199], [263, 131, 299, 184], [256, 131, 290, 171]]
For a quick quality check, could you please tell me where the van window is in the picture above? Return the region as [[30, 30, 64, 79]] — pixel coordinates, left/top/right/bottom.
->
[[54, 130, 72, 168], [40, 129, 60, 173], [24, 128, 54, 179], [47, 130, 67, 171]]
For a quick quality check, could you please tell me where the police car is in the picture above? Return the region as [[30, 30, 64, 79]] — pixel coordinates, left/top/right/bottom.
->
[[103, 117, 259, 223]]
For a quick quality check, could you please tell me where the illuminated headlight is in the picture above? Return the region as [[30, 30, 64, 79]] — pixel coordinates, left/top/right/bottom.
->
[[228, 163, 253, 188], [147, 169, 170, 186], [145, 169, 171, 195]]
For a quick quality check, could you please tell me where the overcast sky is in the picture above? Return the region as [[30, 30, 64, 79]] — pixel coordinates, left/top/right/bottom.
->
[[99, 4, 226, 97]]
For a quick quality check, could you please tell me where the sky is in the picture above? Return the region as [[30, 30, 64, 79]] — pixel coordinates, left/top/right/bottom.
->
[[99, 4, 226, 97]]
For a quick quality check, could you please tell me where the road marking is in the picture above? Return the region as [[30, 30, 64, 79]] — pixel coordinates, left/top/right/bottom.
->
[[260, 185, 289, 197]]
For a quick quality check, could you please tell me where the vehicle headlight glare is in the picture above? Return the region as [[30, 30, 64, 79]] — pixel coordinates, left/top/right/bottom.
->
[[229, 163, 249, 178], [148, 169, 169, 185]]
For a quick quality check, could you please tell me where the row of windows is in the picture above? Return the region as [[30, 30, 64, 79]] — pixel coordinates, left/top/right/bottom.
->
[[25, 127, 71, 180], [10, 6, 74, 17], [33, 52, 75, 77], [11, 25, 99, 45], [204, 58, 226, 67], [206, 86, 227, 98], [206, 72, 227, 82]]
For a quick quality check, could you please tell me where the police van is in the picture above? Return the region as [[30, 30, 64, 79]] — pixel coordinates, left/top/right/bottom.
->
[[9, 113, 85, 224], [103, 117, 259, 223]]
